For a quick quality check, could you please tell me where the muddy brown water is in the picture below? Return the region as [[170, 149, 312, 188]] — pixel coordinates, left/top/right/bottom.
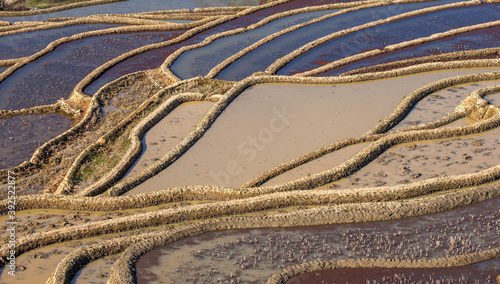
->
[[125, 68, 498, 194], [136, 196, 500, 283], [391, 81, 500, 131], [123, 101, 215, 179], [486, 92, 500, 107], [330, 126, 500, 190], [0, 113, 72, 169], [286, 258, 500, 284]]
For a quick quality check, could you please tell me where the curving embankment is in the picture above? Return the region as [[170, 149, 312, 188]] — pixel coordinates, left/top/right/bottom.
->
[[44, 183, 499, 283]]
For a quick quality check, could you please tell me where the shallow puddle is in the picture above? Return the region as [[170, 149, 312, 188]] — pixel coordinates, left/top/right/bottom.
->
[[215, 0, 464, 81], [123, 101, 214, 179], [0, 31, 182, 110], [0, 113, 72, 169], [136, 197, 500, 283], [332, 127, 500, 189], [171, 9, 335, 79], [0, 24, 118, 60], [278, 4, 500, 75], [126, 69, 494, 194]]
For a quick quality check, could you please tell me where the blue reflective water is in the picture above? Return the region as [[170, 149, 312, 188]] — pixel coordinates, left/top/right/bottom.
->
[[0, 0, 262, 23], [0, 31, 180, 110], [278, 4, 500, 75], [0, 67, 7, 73], [171, 9, 335, 79], [83, 0, 332, 94], [0, 24, 118, 60], [319, 26, 500, 76], [214, 0, 483, 81]]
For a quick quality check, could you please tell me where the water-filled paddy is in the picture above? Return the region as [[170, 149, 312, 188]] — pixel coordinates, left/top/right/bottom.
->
[[486, 92, 500, 107], [392, 81, 500, 131], [83, 0, 350, 94], [125, 69, 490, 194], [332, 127, 500, 189], [278, 4, 500, 75], [124, 101, 214, 178], [320, 26, 500, 76], [0, 113, 72, 169], [215, 0, 465, 81], [0, 31, 182, 110], [0, 24, 118, 60], [171, 9, 335, 79], [287, 258, 500, 283], [0, 0, 263, 23], [136, 197, 500, 283]]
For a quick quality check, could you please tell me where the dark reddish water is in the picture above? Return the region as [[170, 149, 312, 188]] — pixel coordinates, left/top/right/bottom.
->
[[287, 259, 500, 284]]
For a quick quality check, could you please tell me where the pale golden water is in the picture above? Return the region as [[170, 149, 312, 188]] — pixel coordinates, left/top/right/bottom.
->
[[392, 81, 500, 131], [127, 68, 499, 194], [332, 127, 500, 189], [123, 101, 215, 178]]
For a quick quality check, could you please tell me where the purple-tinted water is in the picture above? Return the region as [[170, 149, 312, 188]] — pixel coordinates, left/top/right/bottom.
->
[[215, 0, 464, 81], [84, 0, 350, 94], [0, 31, 181, 110], [170, 9, 335, 79], [277, 4, 500, 75], [0, 24, 118, 60], [0, 113, 72, 169], [0, 0, 263, 23], [319, 26, 500, 76]]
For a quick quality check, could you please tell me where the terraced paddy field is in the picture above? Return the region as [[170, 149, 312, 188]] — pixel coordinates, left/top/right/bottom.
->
[[0, 0, 499, 283]]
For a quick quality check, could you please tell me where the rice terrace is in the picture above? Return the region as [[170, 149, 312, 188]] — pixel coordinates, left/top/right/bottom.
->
[[0, 0, 499, 283]]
